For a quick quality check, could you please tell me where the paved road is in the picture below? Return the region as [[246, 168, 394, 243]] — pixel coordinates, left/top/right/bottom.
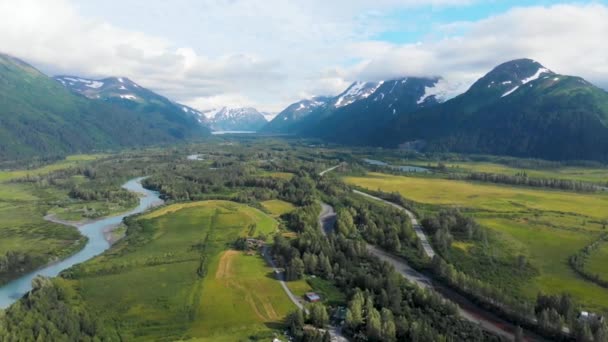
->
[[316, 202, 350, 342], [318, 202, 337, 236], [319, 164, 342, 176], [366, 244, 522, 340]]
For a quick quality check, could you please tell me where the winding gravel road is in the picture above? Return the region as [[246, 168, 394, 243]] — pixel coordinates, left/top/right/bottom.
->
[[316, 165, 545, 341], [352, 189, 435, 259]]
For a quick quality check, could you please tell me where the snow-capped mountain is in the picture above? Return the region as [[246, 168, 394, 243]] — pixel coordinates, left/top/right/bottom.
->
[[464, 58, 555, 102], [201, 107, 268, 131], [379, 58, 608, 162], [263, 76, 446, 139], [300, 77, 446, 144], [261, 96, 332, 133], [332, 81, 384, 108], [54, 76, 146, 102], [54, 75, 210, 133]]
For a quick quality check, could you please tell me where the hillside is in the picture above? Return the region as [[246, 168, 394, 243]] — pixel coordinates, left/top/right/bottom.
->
[[54, 75, 210, 129], [261, 96, 332, 133], [262, 77, 444, 142], [307, 77, 444, 145], [0, 53, 208, 161], [382, 59, 608, 161]]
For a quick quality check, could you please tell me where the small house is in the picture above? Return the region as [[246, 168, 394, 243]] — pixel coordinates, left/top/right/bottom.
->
[[246, 238, 265, 249], [305, 292, 321, 302], [579, 311, 604, 324]]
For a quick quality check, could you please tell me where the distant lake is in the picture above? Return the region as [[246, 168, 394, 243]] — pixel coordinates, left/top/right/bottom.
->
[[187, 154, 204, 160], [362, 158, 430, 173], [211, 130, 256, 135]]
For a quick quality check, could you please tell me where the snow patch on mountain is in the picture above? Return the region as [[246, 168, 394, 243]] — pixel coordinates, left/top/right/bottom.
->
[[521, 67, 551, 85], [417, 79, 457, 104], [501, 86, 520, 97], [56, 76, 104, 89], [334, 81, 383, 108]]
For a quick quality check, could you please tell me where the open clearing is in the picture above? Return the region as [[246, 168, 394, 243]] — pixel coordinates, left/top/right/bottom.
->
[[261, 171, 294, 180], [405, 160, 608, 184], [0, 154, 104, 182], [65, 200, 291, 341], [261, 199, 295, 217], [344, 172, 608, 313]]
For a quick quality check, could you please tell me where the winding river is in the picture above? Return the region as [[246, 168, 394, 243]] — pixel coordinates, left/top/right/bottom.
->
[[0, 177, 163, 309]]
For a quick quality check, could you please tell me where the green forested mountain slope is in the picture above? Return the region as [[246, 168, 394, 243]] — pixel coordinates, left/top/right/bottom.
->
[[381, 59, 608, 161], [0, 53, 208, 161], [262, 77, 443, 142], [306, 77, 443, 145], [54, 75, 210, 130]]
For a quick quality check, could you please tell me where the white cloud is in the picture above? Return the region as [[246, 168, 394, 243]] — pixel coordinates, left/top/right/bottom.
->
[[343, 3, 608, 98], [0, 1, 607, 112]]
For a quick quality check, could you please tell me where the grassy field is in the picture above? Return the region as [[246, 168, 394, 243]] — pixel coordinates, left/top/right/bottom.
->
[[261, 199, 295, 217], [66, 200, 292, 341], [406, 160, 608, 184], [586, 243, 608, 282], [344, 172, 608, 313], [0, 154, 105, 182], [0, 182, 86, 285], [190, 250, 294, 341], [0, 155, 139, 285], [261, 171, 294, 180], [345, 173, 608, 219]]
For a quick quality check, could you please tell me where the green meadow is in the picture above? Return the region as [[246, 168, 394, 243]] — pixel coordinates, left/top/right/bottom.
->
[[261, 171, 294, 180], [0, 154, 136, 285], [586, 243, 608, 282], [406, 160, 608, 184], [63, 200, 293, 341], [0, 154, 105, 182], [344, 172, 608, 313], [261, 199, 296, 217]]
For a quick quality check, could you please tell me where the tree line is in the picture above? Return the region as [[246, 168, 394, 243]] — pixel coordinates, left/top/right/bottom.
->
[[273, 174, 499, 341], [569, 233, 608, 289], [454, 172, 601, 192]]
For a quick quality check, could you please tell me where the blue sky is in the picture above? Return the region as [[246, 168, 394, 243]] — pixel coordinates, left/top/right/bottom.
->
[[2, 1, 608, 112], [375, 0, 569, 43]]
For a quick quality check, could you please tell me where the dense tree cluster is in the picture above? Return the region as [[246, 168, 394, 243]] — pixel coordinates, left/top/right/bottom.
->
[[422, 209, 485, 253], [0, 277, 117, 341], [0, 251, 37, 286], [273, 226, 497, 341], [272, 174, 499, 341]]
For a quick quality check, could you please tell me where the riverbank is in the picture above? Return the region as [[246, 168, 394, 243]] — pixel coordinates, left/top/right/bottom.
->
[[0, 177, 163, 309]]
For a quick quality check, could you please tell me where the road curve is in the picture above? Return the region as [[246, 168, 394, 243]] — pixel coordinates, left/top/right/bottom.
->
[[262, 246, 307, 313], [319, 164, 342, 176], [318, 202, 337, 236], [318, 166, 534, 340], [352, 190, 435, 259]]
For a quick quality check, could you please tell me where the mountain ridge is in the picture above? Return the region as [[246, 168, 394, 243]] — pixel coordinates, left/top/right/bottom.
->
[[380, 58, 608, 161], [0, 53, 208, 161], [199, 106, 268, 131]]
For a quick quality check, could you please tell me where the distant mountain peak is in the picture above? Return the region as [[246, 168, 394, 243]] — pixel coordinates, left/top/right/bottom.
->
[[467, 58, 555, 99], [334, 81, 384, 108], [199, 106, 268, 131], [54, 75, 147, 102]]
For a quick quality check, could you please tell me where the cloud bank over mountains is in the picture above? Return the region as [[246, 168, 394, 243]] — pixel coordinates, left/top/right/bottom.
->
[[1, 0, 606, 111]]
